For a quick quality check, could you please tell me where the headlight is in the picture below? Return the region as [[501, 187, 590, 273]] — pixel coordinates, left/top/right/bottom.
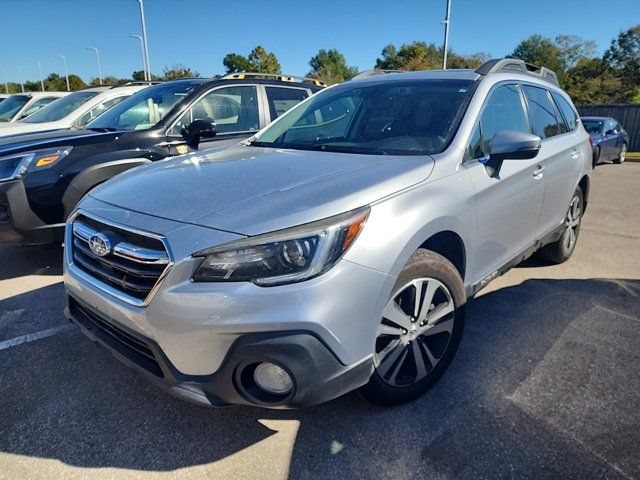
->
[[192, 207, 370, 286], [0, 146, 73, 181]]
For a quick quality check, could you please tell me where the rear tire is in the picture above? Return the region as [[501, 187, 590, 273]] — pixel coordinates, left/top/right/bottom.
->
[[537, 186, 583, 264], [592, 146, 600, 168], [361, 249, 466, 406], [613, 144, 627, 164]]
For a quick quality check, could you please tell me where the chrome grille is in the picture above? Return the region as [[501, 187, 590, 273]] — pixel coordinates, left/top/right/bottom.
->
[[71, 214, 171, 303]]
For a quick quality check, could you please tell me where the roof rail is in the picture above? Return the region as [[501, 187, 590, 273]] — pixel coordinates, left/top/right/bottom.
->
[[351, 69, 405, 80], [112, 81, 162, 88], [475, 58, 559, 87], [221, 72, 326, 87]]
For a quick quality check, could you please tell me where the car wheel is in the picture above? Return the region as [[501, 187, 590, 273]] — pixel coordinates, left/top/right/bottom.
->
[[613, 144, 627, 164], [592, 146, 600, 168], [537, 186, 584, 264], [361, 249, 465, 406]]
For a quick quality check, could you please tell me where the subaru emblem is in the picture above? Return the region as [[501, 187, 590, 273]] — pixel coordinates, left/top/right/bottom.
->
[[89, 233, 111, 257]]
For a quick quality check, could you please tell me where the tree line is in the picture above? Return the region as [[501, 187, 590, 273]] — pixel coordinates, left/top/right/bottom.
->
[[4, 24, 639, 104]]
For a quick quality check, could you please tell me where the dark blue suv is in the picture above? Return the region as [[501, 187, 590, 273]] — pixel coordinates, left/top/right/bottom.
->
[[582, 116, 629, 166]]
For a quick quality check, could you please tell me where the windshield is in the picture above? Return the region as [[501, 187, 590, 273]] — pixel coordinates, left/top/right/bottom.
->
[[250, 79, 476, 156], [87, 81, 201, 131], [582, 120, 604, 135], [22, 91, 100, 123], [0, 95, 30, 121]]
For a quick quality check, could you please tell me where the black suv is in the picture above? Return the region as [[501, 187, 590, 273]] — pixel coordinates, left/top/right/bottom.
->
[[0, 74, 323, 245]]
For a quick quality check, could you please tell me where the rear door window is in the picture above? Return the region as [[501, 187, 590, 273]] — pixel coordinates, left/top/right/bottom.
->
[[265, 87, 309, 121], [522, 85, 561, 139], [550, 92, 578, 132]]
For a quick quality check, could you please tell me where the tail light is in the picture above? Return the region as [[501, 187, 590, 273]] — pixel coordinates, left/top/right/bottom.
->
[[588, 136, 593, 149]]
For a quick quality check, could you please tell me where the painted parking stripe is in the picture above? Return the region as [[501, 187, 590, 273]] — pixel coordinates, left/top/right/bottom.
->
[[0, 324, 76, 351]]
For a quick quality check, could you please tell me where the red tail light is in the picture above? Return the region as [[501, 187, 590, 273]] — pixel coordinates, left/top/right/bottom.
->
[[588, 136, 593, 149]]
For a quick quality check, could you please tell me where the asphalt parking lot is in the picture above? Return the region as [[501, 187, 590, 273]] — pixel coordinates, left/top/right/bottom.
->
[[0, 162, 638, 480]]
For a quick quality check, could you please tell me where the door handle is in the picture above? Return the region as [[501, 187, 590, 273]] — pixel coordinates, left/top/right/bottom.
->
[[533, 165, 546, 178], [570, 148, 579, 159]]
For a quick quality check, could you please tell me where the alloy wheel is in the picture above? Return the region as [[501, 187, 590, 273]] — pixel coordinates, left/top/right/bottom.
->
[[375, 278, 455, 387], [620, 145, 627, 163], [564, 195, 581, 252]]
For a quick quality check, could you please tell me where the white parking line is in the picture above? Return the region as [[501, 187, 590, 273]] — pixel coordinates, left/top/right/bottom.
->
[[0, 324, 76, 351]]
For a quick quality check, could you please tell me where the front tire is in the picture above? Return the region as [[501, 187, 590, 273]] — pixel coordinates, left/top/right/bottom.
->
[[613, 144, 627, 164], [361, 249, 466, 406], [537, 186, 584, 264]]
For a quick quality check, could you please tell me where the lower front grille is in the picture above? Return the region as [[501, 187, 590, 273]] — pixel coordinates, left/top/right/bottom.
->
[[70, 214, 171, 304], [69, 297, 164, 378]]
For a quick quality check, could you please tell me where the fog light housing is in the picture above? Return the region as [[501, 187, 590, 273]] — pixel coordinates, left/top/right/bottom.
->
[[253, 362, 293, 395]]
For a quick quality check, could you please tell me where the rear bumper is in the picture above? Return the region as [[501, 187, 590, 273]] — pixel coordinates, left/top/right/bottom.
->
[[0, 179, 63, 245], [66, 294, 374, 409]]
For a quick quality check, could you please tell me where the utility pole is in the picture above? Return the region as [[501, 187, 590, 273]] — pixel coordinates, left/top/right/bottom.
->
[[32, 60, 44, 91], [87, 47, 103, 85], [130, 34, 149, 81], [442, 0, 452, 69], [56, 55, 70, 91], [136, 0, 152, 80], [16, 65, 24, 92]]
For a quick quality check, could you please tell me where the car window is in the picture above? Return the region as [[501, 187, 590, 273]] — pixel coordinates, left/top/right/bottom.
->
[[522, 85, 560, 139], [22, 91, 99, 123], [582, 119, 603, 134], [169, 85, 259, 136], [0, 95, 30, 121], [467, 84, 529, 159], [18, 97, 57, 120], [88, 80, 202, 132], [265, 87, 309, 121], [550, 92, 578, 132], [252, 79, 476, 156], [74, 96, 127, 127]]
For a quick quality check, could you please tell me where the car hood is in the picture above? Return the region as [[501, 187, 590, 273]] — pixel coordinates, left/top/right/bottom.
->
[[0, 121, 66, 137], [89, 144, 435, 236], [0, 128, 118, 156]]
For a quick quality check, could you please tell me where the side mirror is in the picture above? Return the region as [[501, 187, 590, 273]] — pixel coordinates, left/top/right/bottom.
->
[[485, 130, 542, 178], [604, 129, 615, 136], [184, 119, 217, 148]]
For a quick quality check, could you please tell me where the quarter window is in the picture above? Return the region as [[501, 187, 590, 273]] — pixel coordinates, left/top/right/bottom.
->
[[522, 85, 561, 139], [265, 87, 309, 121], [467, 84, 529, 159], [170, 85, 259, 136], [18, 97, 56, 120]]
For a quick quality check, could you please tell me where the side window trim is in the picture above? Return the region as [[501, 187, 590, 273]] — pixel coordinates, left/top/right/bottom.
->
[[166, 83, 261, 138], [263, 85, 310, 123]]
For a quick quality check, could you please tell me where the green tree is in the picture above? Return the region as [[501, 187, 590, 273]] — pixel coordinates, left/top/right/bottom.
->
[[604, 25, 640, 100], [222, 46, 281, 74], [564, 58, 625, 104], [308, 49, 358, 84], [375, 41, 485, 71], [511, 35, 565, 80], [161, 64, 200, 80], [555, 34, 597, 69], [67, 74, 87, 90]]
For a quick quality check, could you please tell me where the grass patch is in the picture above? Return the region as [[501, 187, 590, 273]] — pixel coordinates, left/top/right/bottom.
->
[[627, 152, 640, 159]]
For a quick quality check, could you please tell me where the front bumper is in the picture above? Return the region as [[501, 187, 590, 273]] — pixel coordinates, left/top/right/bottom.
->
[[0, 179, 63, 245], [66, 295, 373, 408]]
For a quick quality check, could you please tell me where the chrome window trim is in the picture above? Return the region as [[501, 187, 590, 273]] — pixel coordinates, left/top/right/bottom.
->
[[66, 209, 175, 308]]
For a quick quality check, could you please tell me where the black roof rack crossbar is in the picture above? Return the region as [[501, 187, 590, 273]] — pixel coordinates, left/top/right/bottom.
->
[[475, 58, 560, 87], [351, 69, 406, 80], [221, 72, 326, 87]]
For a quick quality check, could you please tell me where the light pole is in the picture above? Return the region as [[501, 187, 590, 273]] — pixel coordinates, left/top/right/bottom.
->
[[32, 60, 45, 91], [442, 0, 452, 69], [130, 34, 149, 81], [87, 47, 102, 85], [2, 71, 8, 94], [56, 55, 70, 91], [16, 65, 24, 92], [135, 0, 152, 79]]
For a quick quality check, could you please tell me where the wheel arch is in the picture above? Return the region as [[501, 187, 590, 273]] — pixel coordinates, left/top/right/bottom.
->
[[61, 158, 152, 219], [419, 230, 467, 281]]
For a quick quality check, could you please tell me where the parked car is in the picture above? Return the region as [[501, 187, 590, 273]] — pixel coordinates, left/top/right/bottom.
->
[[582, 116, 629, 166], [0, 83, 155, 137], [0, 91, 69, 122], [63, 58, 592, 409], [0, 74, 322, 245]]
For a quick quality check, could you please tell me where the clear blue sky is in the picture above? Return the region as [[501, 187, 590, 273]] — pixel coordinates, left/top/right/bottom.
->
[[1, 0, 639, 83]]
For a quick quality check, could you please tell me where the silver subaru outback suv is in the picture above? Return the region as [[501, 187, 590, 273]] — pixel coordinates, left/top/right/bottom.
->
[[63, 59, 591, 408]]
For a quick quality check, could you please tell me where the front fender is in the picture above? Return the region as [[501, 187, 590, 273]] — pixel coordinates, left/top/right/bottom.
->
[[61, 158, 152, 219]]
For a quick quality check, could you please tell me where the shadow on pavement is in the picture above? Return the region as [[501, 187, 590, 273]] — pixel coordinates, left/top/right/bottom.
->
[[0, 278, 638, 479], [0, 244, 63, 281]]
